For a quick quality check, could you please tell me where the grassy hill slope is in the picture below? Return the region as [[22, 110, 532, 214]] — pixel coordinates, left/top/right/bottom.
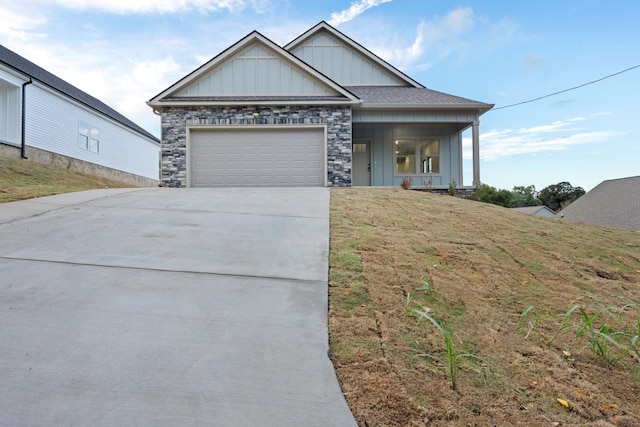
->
[[0, 157, 127, 203], [329, 188, 640, 426]]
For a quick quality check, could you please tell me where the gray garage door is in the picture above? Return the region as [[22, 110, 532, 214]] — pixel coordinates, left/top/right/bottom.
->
[[190, 128, 325, 187]]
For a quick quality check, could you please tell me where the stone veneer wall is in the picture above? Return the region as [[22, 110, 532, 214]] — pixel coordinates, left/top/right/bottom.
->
[[161, 105, 352, 187]]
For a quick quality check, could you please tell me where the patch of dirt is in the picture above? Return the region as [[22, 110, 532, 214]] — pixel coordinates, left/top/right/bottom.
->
[[329, 188, 640, 427]]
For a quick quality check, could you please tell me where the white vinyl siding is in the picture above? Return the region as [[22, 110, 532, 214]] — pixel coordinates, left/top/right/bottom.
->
[[189, 128, 325, 187], [24, 83, 159, 180]]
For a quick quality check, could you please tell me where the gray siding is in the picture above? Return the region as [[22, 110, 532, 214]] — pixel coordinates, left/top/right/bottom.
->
[[291, 33, 405, 86], [178, 44, 335, 96], [353, 109, 478, 123], [354, 124, 462, 187]]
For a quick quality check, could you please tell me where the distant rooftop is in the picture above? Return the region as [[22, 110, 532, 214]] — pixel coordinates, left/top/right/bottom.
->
[[558, 176, 640, 231]]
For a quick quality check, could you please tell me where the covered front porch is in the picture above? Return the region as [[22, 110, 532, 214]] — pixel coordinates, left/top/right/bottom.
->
[[351, 111, 481, 189]]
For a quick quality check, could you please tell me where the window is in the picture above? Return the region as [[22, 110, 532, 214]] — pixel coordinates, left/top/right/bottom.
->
[[0, 79, 20, 145], [79, 120, 99, 153], [353, 143, 367, 153], [395, 138, 440, 175]]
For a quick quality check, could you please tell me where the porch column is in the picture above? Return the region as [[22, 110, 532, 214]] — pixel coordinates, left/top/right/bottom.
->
[[472, 120, 480, 188]]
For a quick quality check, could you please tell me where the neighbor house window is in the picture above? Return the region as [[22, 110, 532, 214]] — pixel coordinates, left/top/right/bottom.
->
[[78, 120, 99, 153], [395, 138, 440, 174], [0, 79, 20, 145]]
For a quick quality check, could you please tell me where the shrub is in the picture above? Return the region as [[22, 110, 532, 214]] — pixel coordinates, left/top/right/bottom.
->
[[448, 179, 457, 196], [401, 176, 412, 190]]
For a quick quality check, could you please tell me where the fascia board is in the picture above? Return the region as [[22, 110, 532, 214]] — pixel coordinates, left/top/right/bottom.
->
[[148, 99, 361, 107], [0, 64, 30, 86], [284, 21, 425, 89], [359, 103, 494, 113]]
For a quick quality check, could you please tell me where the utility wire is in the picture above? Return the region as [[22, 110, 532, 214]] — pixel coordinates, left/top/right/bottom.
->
[[490, 64, 640, 111]]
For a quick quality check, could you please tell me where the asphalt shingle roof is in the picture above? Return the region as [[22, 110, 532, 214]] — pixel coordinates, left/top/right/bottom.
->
[[0, 45, 158, 142], [344, 86, 492, 108], [558, 176, 640, 231]]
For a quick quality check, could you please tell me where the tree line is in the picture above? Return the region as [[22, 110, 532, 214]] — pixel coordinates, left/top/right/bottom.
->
[[473, 181, 585, 212]]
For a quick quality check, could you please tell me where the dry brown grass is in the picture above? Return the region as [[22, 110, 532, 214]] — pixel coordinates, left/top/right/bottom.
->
[[329, 188, 640, 427], [0, 157, 128, 203]]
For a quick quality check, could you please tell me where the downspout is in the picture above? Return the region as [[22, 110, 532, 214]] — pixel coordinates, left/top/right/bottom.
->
[[21, 79, 33, 159]]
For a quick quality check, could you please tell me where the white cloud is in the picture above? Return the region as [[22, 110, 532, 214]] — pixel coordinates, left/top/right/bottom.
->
[[463, 117, 622, 161], [491, 17, 518, 39], [516, 117, 585, 134], [328, 0, 393, 26], [0, 6, 47, 40], [373, 7, 475, 71], [5, 39, 185, 137]]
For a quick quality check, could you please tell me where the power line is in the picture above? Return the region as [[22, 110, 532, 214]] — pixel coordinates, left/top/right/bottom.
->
[[490, 64, 640, 111]]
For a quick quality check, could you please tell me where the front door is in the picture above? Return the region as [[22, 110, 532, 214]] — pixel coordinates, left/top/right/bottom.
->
[[352, 140, 371, 186]]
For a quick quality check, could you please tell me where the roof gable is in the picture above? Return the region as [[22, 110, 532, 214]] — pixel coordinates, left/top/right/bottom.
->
[[148, 31, 359, 106], [285, 22, 423, 88], [0, 44, 158, 143], [176, 42, 335, 97]]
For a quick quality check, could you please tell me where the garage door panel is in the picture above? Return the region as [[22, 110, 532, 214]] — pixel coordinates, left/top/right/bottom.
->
[[190, 128, 324, 187]]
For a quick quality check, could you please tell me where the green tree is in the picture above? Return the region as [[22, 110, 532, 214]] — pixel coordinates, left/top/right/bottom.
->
[[512, 185, 542, 208], [538, 182, 585, 212], [474, 184, 514, 207], [474, 184, 543, 208]]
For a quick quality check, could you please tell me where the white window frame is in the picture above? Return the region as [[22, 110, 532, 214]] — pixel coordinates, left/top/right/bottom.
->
[[0, 79, 21, 145], [394, 137, 441, 176], [78, 120, 99, 153]]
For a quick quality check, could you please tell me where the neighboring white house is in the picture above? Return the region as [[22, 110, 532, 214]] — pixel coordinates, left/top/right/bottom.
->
[[0, 45, 160, 186], [148, 22, 492, 188]]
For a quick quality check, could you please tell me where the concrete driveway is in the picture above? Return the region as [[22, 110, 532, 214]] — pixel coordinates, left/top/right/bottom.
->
[[0, 188, 356, 426]]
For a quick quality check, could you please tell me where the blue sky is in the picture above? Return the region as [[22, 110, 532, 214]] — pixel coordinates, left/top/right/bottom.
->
[[2, 0, 638, 191]]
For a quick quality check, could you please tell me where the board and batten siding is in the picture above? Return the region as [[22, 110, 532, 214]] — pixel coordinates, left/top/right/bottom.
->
[[177, 44, 334, 96], [24, 83, 159, 180], [354, 124, 462, 187], [290, 33, 405, 87], [353, 109, 478, 123]]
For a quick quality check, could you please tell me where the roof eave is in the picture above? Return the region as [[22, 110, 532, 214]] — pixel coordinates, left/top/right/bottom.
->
[[358, 103, 494, 112], [147, 99, 361, 107]]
